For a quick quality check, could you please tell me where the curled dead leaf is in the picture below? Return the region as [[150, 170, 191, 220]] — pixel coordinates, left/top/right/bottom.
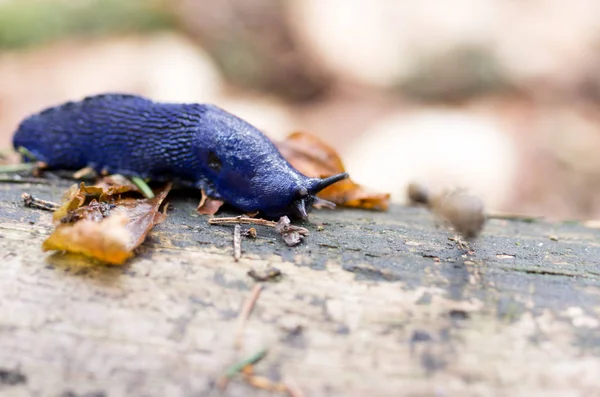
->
[[43, 212, 132, 265], [197, 189, 225, 215], [43, 181, 171, 265], [53, 183, 104, 222], [277, 132, 390, 211]]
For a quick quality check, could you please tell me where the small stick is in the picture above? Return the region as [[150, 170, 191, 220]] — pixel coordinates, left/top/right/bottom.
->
[[209, 216, 277, 227], [0, 176, 50, 184], [244, 375, 286, 392], [486, 211, 543, 222], [234, 224, 242, 261], [73, 166, 96, 179], [217, 347, 268, 390], [0, 163, 36, 173], [284, 377, 305, 397], [21, 193, 60, 211], [130, 176, 155, 199], [449, 235, 470, 251], [234, 284, 263, 349], [211, 215, 308, 246]]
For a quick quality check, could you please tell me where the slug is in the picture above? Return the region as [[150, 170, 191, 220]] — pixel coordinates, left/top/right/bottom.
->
[[12, 94, 348, 219]]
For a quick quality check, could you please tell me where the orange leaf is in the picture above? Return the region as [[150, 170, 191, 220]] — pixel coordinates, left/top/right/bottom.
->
[[277, 132, 390, 211], [116, 187, 171, 249], [197, 189, 224, 215], [42, 212, 133, 265], [52, 182, 104, 222], [43, 181, 172, 265]]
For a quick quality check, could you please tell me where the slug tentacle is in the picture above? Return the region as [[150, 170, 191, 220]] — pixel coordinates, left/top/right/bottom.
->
[[308, 173, 349, 195], [292, 198, 309, 220]]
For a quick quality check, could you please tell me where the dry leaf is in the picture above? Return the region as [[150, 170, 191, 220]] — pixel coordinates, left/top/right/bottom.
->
[[95, 174, 143, 201], [113, 190, 170, 249], [43, 212, 133, 265], [43, 181, 171, 265], [52, 183, 104, 221], [197, 189, 225, 215], [277, 132, 390, 211]]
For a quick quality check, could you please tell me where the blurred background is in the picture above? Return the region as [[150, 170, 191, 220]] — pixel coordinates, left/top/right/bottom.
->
[[2, 0, 600, 219]]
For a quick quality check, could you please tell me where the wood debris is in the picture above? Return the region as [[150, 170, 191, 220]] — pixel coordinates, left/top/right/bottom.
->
[[21, 193, 60, 211], [233, 224, 242, 261], [248, 267, 282, 282], [234, 284, 264, 349], [209, 215, 309, 246]]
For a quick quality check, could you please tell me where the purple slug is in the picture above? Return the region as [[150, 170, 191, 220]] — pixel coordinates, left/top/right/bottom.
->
[[12, 94, 348, 219]]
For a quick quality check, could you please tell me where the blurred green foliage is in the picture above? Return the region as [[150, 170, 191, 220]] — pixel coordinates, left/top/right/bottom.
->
[[0, 0, 175, 50]]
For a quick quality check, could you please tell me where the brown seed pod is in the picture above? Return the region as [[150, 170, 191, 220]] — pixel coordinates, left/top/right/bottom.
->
[[430, 189, 485, 239], [407, 182, 431, 205]]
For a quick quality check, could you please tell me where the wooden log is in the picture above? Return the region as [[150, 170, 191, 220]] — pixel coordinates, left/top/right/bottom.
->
[[0, 181, 599, 396]]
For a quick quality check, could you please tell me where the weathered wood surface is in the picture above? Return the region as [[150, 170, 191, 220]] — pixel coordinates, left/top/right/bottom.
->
[[0, 180, 599, 397]]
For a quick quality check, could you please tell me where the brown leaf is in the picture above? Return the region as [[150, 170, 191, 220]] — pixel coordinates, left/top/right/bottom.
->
[[113, 186, 171, 250], [95, 174, 143, 201], [277, 132, 390, 211], [52, 183, 105, 222], [59, 199, 115, 224], [197, 189, 224, 215], [42, 212, 133, 265], [43, 182, 172, 265]]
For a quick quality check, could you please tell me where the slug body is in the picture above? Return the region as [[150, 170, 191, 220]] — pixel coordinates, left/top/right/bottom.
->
[[13, 94, 347, 219]]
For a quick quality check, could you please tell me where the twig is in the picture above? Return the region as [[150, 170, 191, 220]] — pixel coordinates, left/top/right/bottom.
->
[[0, 163, 36, 173], [244, 375, 287, 392], [284, 377, 305, 397], [486, 211, 543, 222], [234, 284, 263, 349], [21, 193, 60, 211], [234, 224, 242, 261], [0, 175, 50, 184], [209, 216, 277, 227], [217, 347, 268, 390], [73, 166, 96, 179], [449, 235, 470, 251], [210, 215, 308, 246], [131, 176, 155, 199]]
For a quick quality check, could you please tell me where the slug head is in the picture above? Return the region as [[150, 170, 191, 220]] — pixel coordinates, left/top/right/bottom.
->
[[287, 172, 349, 220]]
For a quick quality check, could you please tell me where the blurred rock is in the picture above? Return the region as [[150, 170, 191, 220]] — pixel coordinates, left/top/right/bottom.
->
[[290, 0, 600, 101], [492, 0, 600, 95], [290, 0, 500, 89], [0, 33, 223, 147], [529, 105, 600, 218], [176, 0, 332, 102], [342, 109, 518, 211], [399, 46, 511, 102]]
